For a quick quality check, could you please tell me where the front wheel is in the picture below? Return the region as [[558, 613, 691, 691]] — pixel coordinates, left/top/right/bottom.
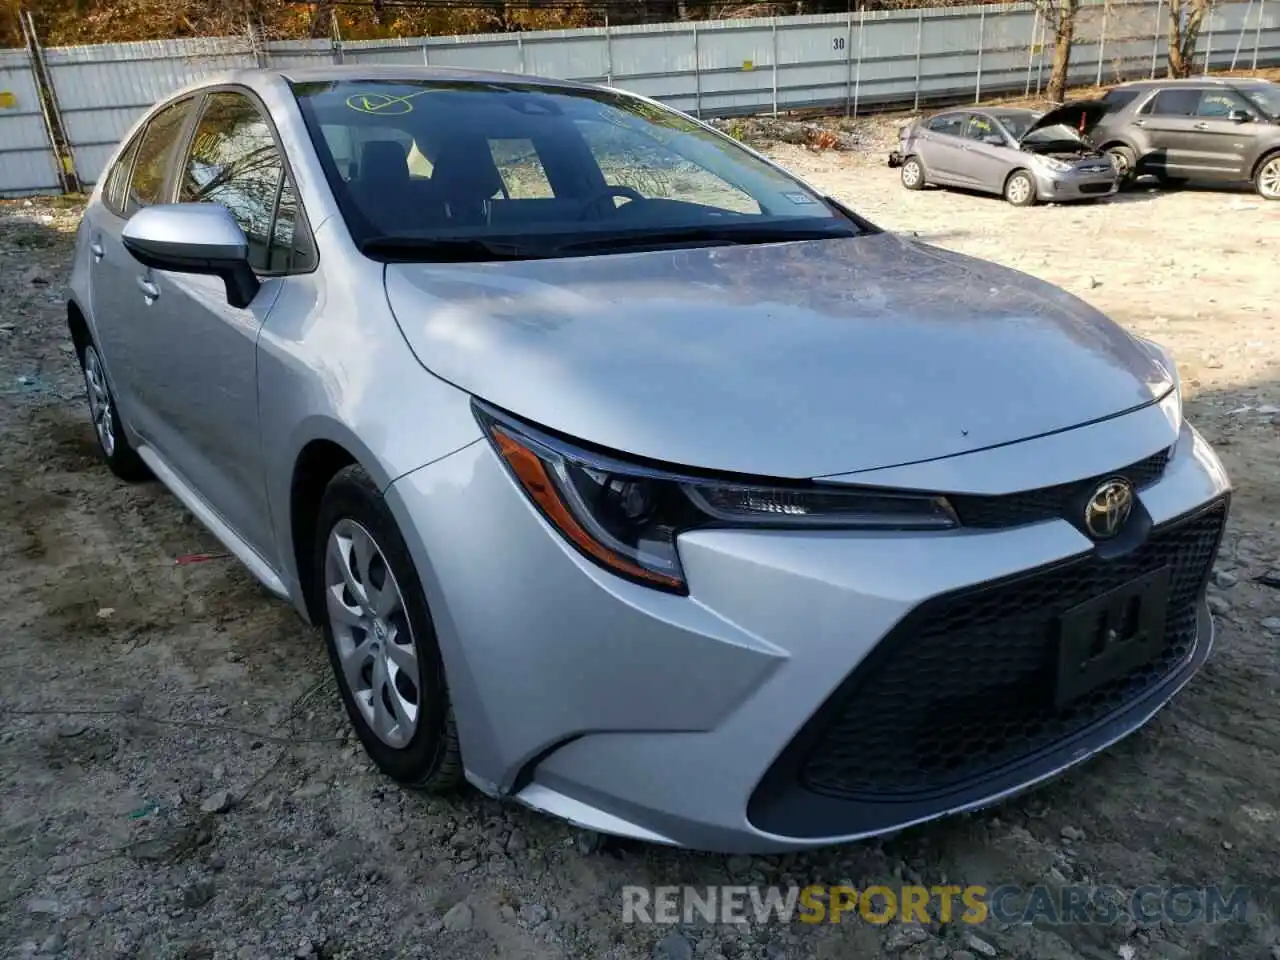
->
[[900, 156, 926, 191], [1004, 170, 1037, 207], [315, 465, 463, 791], [1255, 154, 1280, 200], [1107, 145, 1137, 186], [80, 343, 151, 482]]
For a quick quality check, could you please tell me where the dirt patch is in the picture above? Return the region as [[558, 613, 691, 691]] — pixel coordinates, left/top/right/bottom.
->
[[2, 135, 1279, 960]]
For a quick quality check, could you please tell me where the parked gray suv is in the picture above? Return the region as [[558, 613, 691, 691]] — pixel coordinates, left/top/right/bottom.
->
[[1091, 78, 1280, 199]]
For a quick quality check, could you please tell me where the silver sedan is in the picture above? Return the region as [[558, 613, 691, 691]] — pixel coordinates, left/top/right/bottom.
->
[[69, 66, 1229, 853], [891, 104, 1120, 205]]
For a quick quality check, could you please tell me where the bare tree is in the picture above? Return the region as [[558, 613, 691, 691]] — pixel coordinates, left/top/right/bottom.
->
[[1166, 0, 1210, 77], [1032, 0, 1080, 104]]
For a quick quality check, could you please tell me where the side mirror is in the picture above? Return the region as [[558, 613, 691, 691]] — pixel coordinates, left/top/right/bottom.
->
[[121, 203, 260, 309], [1227, 108, 1253, 123]]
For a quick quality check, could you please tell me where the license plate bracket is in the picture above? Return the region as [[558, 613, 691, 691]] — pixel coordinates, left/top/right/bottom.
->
[[1055, 567, 1171, 708]]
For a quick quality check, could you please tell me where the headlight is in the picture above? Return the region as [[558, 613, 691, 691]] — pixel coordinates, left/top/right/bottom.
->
[[1031, 154, 1071, 172], [1134, 335, 1183, 432], [476, 403, 957, 593]]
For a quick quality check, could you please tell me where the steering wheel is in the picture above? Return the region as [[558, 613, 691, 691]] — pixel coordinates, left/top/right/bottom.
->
[[578, 185, 645, 219]]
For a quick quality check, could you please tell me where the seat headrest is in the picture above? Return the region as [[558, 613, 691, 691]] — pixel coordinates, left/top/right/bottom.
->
[[359, 140, 410, 187]]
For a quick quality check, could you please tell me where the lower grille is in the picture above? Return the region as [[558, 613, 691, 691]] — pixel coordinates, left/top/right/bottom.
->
[[1078, 181, 1114, 194], [793, 498, 1226, 803]]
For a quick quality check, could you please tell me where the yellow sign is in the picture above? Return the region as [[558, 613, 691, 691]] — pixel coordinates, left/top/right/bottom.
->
[[742, 60, 754, 71], [345, 90, 431, 115], [1031, 43, 1044, 55], [0, 91, 17, 110]]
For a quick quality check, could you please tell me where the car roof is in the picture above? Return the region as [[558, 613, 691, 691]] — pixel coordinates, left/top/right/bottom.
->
[[1109, 76, 1260, 90]]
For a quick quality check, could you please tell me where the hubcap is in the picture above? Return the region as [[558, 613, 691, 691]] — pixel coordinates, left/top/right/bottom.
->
[[325, 519, 420, 749], [1109, 151, 1129, 176], [1008, 176, 1030, 203], [83, 346, 115, 457], [1260, 158, 1280, 199], [903, 162, 920, 186]]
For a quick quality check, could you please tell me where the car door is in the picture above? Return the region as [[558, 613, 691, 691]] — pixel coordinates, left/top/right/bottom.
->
[[135, 88, 322, 559], [916, 114, 970, 185], [1183, 88, 1263, 179], [1135, 87, 1203, 175], [89, 96, 198, 438], [959, 114, 1013, 195]]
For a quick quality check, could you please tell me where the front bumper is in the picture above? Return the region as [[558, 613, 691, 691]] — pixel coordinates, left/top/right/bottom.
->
[[1035, 165, 1120, 201], [386, 409, 1230, 853]]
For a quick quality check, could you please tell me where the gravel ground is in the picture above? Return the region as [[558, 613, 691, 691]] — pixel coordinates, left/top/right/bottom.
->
[[2, 116, 1280, 960]]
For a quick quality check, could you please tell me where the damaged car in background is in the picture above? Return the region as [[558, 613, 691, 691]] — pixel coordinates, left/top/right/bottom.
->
[[889, 101, 1118, 205]]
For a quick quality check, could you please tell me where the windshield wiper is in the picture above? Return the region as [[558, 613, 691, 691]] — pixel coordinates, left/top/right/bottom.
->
[[549, 223, 861, 256], [360, 236, 547, 263]]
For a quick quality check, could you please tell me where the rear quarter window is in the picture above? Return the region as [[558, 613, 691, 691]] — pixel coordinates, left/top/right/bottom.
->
[[1101, 89, 1140, 111]]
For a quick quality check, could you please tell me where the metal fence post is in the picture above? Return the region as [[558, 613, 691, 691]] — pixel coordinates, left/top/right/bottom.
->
[[1025, 7, 1039, 96], [844, 8, 854, 118], [517, 33, 526, 73], [912, 8, 923, 111], [20, 10, 79, 194], [1205, 0, 1215, 72], [853, 9, 865, 118], [1230, 0, 1252, 70], [1151, 0, 1163, 77], [771, 18, 779, 117], [604, 14, 614, 86], [693, 22, 703, 119], [422, 40, 430, 65], [1096, 2, 1109, 86], [1254, 0, 1266, 71], [975, 6, 986, 103]]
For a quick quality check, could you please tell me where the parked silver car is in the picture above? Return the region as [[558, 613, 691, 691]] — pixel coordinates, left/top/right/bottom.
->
[[890, 103, 1119, 205], [69, 66, 1230, 853]]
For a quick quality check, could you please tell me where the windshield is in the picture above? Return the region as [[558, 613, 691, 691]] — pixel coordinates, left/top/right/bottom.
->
[[993, 112, 1039, 139], [1239, 83, 1280, 119], [291, 79, 858, 258]]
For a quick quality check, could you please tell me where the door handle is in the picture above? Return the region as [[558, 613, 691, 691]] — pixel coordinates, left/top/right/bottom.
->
[[136, 276, 160, 304], [1193, 121, 1209, 130], [1132, 120, 1146, 127], [89, 239, 104, 262]]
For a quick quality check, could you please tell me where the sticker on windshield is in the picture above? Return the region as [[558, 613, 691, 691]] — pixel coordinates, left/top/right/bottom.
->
[[345, 90, 431, 115], [782, 192, 818, 204]]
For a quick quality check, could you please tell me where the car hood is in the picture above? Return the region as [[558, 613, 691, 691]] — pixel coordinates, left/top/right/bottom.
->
[[1022, 100, 1111, 141], [384, 232, 1172, 478]]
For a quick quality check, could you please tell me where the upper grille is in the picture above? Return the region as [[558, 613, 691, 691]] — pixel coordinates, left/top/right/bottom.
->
[[794, 498, 1226, 803], [949, 447, 1170, 529]]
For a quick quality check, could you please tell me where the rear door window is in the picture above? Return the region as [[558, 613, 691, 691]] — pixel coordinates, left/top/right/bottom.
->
[[1146, 88, 1202, 117], [123, 97, 195, 216], [927, 114, 966, 137], [1195, 89, 1251, 117]]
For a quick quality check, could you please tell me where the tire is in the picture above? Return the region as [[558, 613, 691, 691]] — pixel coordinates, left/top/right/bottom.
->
[[79, 342, 151, 482], [1255, 153, 1280, 201], [1004, 170, 1037, 207], [900, 155, 926, 191], [314, 464, 463, 792], [1106, 145, 1137, 186]]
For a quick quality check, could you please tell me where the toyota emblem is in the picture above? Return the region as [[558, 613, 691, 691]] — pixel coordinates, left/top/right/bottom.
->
[[1083, 477, 1134, 539]]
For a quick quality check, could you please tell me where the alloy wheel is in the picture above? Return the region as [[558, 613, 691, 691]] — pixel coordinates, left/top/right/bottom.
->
[[902, 160, 922, 188], [1006, 174, 1032, 205], [324, 518, 421, 749], [1259, 157, 1280, 200], [83, 345, 116, 457]]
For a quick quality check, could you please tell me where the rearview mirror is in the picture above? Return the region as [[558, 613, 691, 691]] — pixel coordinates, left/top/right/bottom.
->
[[1227, 108, 1253, 123], [121, 204, 260, 309]]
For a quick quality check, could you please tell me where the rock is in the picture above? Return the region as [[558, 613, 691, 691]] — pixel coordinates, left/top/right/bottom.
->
[[520, 903, 549, 925], [442, 901, 474, 932], [25, 898, 60, 915], [1207, 595, 1231, 615], [885, 926, 931, 950], [727, 855, 753, 875], [1261, 618, 1280, 633], [282, 885, 304, 905], [652, 932, 695, 960], [951, 953, 976, 960], [1118, 946, 1136, 960], [181, 879, 216, 909], [963, 932, 998, 957], [200, 790, 234, 814], [506, 830, 527, 853], [55, 721, 89, 738], [1213, 569, 1239, 588], [40, 933, 65, 954], [1060, 825, 1085, 842], [294, 939, 316, 958]]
